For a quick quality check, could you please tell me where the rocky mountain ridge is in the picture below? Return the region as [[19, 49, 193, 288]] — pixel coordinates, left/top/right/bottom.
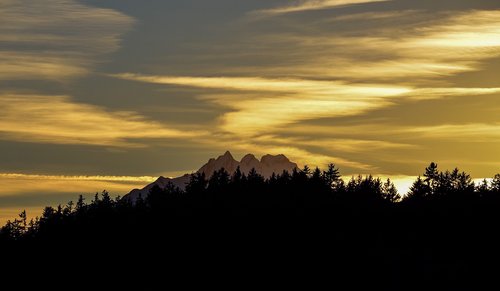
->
[[125, 151, 297, 201]]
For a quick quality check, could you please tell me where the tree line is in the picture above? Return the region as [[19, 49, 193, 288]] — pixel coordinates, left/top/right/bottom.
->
[[1, 162, 499, 242], [2, 162, 500, 287]]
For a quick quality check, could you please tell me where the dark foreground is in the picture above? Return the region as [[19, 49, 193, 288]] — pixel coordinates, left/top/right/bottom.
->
[[2, 163, 500, 289]]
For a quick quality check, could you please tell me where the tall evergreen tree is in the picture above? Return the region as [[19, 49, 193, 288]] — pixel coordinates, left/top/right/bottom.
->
[[424, 162, 439, 192], [382, 179, 400, 203]]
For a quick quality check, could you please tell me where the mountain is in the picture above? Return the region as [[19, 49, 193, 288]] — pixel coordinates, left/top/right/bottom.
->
[[198, 151, 240, 177], [126, 175, 191, 201], [124, 151, 297, 202]]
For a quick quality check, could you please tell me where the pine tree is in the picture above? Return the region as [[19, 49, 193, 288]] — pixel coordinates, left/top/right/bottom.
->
[[492, 174, 500, 193], [76, 195, 86, 212], [232, 166, 243, 184], [424, 162, 439, 193], [476, 179, 490, 197], [382, 179, 400, 203], [323, 163, 342, 190], [186, 172, 208, 194], [405, 176, 431, 202]]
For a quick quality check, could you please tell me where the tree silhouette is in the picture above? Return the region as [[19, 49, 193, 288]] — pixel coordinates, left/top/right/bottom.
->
[[382, 179, 400, 203], [492, 174, 500, 193], [1, 161, 500, 288], [404, 176, 431, 202], [424, 162, 439, 192], [323, 163, 343, 190]]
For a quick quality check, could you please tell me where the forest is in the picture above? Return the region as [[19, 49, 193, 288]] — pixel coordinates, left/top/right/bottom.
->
[[1, 162, 500, 287]]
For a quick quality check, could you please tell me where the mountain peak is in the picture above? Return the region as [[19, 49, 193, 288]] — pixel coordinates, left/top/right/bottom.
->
[[199, 151, 239, 176], [124, 151, 298, 202], [241, 153, 258, 163], [199, 151, 296, 177], [224, 150, 232, 156], [261, 154, 290, 164], [260, 154, 297, 177], [218, 151, 235, 161], [240, 153, 261, 174]]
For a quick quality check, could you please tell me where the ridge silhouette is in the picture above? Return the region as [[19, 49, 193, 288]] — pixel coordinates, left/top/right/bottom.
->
[[125, 151, 297, 201], [2, 162, 500, 288]]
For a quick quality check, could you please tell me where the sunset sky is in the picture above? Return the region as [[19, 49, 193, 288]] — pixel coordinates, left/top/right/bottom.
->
[[1, 0, 500, 223]]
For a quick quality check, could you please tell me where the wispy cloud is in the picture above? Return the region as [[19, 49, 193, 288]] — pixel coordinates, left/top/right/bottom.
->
[[0, 0, 134, 80], [288, 137, 415, 153], [113, 73, 412, 135], [259, 10, 500, 81], [408, 88, 500, 100], [328, 10, 419, 22], [408, 123, 500, 142], [113, 73, 500, 135], [0, 173, 156, 196], [0, 173, 158, 183], [0, 94, 202, 147], [16, 4, 497, 176], [255, 0, 391, 15], [113, 73, 411, 96]]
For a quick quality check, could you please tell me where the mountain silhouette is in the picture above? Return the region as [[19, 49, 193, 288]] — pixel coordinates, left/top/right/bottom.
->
[[124, 151, 297, 202]]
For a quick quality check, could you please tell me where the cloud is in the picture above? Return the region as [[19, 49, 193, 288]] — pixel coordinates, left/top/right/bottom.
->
[[408, 88, 500, 100], [0, 94, 202, 147], [408, 123, 500, 142], [217, 96, 392, 135], [103, 8, 500, 174], [215, 87, 500, 135], [0, 177, 148, 197], [0, 173, 158, 184], [0, 172, 159, 197], [113, 73, 417, 135], [113, 73, 500, 135], [259, 10, 500, 81], [287, 137, 415, 153], [113, 73, 411, 96], [411, 10, 500, 48], [255, 0, 391, 15], [0, 0, 134, 80], [328, 10, 420, 22]]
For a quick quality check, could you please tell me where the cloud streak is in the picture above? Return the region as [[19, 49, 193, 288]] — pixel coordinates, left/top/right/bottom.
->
[[255, 0, 391, 15], [113, 73, 412, 134], [0, 94, 202, 147], [0, 173, 156, 198], [113, 73, 410, 96], [0, 173, 158, 183], [408, 123, 500, 142], [0, 0, 134, 80], [113, 73, 500, 135], [238, 10, 500, 84]]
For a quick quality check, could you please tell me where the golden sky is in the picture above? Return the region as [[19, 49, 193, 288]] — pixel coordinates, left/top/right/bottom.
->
[[1, 0, 500, 223]]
